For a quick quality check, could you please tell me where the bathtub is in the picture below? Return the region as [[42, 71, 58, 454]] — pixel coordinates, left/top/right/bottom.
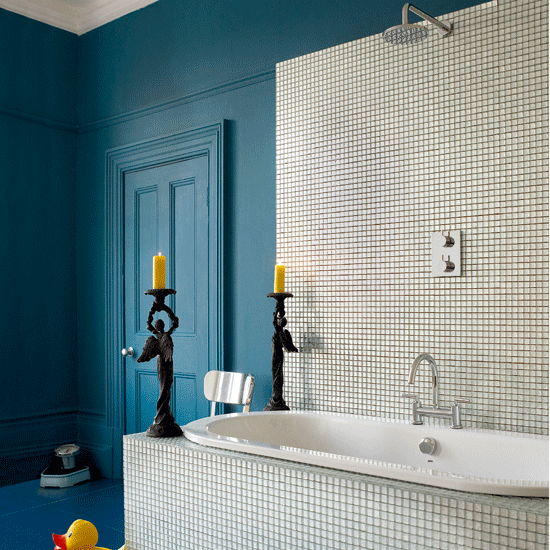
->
[[183, 411, 549, 498]]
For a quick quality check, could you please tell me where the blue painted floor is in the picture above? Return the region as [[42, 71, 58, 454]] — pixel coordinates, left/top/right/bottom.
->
[[0, 478, 124, 550]]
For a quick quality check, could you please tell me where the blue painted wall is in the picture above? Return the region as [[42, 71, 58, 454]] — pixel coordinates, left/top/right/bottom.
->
[[0, 9, 77, 123], [1, 0, 484, 477], [0, 9, 78, 463]]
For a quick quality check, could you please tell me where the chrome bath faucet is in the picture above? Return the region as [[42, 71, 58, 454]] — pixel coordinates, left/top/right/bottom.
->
[[403, 353, 470, 429], [408, 352, 439, 408]]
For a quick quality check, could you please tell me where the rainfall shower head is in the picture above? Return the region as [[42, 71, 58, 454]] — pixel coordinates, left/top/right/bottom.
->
[[383, 24, 428, 45], [383, 3, 453, 45]]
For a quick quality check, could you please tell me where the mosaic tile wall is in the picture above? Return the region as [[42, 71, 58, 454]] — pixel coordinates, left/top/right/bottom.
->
[[276, 0, 549, 434], [123, 433, 549, 550]]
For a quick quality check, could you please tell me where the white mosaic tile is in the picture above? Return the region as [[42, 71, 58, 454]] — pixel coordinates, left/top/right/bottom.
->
[[123, 433, 549, 550], [276, 0, 548, 435]]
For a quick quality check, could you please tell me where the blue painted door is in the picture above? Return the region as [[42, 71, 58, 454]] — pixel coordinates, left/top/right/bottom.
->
[[124, 156, 210, 434]]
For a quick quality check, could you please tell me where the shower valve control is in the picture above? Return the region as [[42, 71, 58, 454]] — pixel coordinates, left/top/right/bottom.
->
[[433, 234, 455, 248], [439, 255, 455, 272], [432, 231, 461, 277]]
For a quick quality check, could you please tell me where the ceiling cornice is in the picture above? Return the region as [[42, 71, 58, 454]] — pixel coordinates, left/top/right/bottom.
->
[[0, 0, 159, 35]]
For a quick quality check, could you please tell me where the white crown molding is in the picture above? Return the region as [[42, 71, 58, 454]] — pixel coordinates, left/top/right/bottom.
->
[[0, 0, 158, 35], [0, 0, 78, 33], [75, 0, 159, 34]]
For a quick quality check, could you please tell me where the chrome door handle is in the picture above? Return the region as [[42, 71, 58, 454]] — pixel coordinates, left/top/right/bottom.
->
[[121, 347, 134, 357]]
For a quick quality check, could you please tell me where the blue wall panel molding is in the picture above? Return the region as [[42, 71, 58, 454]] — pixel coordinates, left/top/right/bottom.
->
[[0, 410, 112, 478], [0, 105, 78, 133], [77, 411, 115, 479], [0, 68, 273, 135], [171, 373, 198, 426], [79, 70, 274, 134], [0, 411, 78, 459], [135, 370, 158, 433], [105, 122, 225, 475]]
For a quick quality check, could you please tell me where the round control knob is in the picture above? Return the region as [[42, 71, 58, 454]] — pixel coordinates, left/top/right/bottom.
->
[[419, 437, 437, 455], [121, 347, 134, 357]]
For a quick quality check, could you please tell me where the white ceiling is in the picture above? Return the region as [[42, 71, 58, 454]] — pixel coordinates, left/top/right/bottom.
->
[[0, 0, 159, 35]]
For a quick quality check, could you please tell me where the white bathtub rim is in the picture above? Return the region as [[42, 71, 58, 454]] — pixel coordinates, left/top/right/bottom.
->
[[183, 411, 549, 498], [201, 410, 549, 440]]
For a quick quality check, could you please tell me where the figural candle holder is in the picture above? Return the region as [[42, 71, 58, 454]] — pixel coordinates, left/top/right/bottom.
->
[[264, 292, 298, 411], [137, 288, 183, 438]]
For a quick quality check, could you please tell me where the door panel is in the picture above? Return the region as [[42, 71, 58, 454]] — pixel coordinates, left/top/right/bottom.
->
[[171, 179, 196, 336], [172, 374, 198, 426], [133, 186, 158, 335], [124, 155, 210, 434], [135, 370, 160, 433]]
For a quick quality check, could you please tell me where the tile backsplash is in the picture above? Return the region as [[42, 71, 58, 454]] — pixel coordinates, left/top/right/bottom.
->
[[276, 0, 548, 434]]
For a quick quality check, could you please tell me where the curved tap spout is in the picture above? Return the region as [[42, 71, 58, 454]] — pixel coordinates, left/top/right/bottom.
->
[[408, 353, 439, 408]]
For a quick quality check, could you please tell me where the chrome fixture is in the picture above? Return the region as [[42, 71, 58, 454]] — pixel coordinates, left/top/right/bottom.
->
[[409, 352, 439, 407], [419, 437, 437, 455], [432, 231, 461, 277], [403, 353, 470, 429], [383, 3, 453, 45], [121, 347, 134, 357]]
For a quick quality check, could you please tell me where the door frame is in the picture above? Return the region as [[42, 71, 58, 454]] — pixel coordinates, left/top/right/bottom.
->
[[105, 122, 225, 453]]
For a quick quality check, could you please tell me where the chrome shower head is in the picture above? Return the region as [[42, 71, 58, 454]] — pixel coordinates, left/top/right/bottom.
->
[[383, 24, 428, 45], [383, 3, 453, 45]]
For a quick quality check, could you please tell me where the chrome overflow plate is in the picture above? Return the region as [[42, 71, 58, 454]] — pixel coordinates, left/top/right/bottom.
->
[[419, 437, 437, 455]]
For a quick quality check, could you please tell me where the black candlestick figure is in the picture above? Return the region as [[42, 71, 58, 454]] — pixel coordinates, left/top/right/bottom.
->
[[265, 293, 298, 411], [137, 290, 183, 437]]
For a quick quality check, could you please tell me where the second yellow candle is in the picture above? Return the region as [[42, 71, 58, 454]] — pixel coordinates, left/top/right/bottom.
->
[[274, 264, 285, 293]]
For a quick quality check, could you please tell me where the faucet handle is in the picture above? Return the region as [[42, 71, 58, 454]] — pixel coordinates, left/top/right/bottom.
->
[[451, 398, 470, 429], [402, 393, 419, 402], [453, 398, 470, 405]]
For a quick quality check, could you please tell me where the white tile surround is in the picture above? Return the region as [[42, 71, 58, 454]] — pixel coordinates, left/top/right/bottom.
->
[[123, 2, 549, 549], [124, 433, 549, 550], [277, 0, 548, 435]]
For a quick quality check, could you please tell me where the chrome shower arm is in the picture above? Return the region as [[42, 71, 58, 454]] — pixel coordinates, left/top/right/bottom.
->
[[402, 3, 453, 36]]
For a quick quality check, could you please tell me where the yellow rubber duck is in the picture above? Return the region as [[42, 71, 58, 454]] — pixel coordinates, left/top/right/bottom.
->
[[53, 519, 125, 550]]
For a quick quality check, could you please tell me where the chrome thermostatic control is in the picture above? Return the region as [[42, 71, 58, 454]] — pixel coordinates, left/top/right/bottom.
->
[[419, 437, 437, 455]]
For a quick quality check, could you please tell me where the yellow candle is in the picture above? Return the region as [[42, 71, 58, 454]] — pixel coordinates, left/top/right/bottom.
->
[[274, 264, 285, 293], [153, 253, 166, 289]]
